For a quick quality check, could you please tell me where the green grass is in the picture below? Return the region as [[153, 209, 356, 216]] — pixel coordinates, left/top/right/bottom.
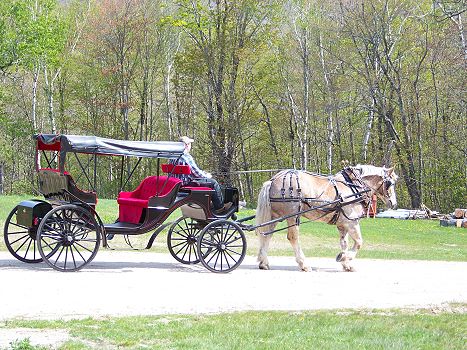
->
[[2, 306, 466, 349], [0, 195, 465, 261]]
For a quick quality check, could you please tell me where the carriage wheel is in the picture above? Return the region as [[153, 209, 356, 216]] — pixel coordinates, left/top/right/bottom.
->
[[3, 206, 43, 263], [197, 220, 246, 273], [167, 217, 205, 264], [36, 205, 101, 272]]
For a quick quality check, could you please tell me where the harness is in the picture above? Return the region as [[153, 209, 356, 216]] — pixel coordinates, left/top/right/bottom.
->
[[269, 168, 372, 225]]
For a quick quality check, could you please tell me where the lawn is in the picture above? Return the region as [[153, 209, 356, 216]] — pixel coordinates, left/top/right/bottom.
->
[[2, 306, 466, 350], [1, 194, 465, 261]]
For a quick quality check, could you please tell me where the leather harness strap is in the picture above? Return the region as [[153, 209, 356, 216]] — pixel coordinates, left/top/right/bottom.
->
[[269, 168, 372, 225]]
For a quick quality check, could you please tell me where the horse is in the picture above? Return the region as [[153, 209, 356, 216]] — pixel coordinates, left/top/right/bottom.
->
[[255, 165, 398, 272]]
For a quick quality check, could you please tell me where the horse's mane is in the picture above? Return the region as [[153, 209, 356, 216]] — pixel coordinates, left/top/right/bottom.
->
[[354, 164, 386, 177]]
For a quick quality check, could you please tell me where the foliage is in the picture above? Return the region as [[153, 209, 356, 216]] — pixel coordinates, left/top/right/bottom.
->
[[0, 0, 465, 211]]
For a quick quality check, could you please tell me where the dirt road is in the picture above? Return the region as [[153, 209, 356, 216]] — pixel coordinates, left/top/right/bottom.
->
[[0, 251, 465, 320]]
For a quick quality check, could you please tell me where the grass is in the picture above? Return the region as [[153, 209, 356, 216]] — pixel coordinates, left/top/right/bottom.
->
[[1, 196, 466, 349], [1, 306, 466, 350], [0, 194, 465, 261]]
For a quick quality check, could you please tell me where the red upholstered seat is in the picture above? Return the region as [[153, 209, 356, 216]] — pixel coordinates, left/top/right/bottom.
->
[[117, 176, 182, 224]]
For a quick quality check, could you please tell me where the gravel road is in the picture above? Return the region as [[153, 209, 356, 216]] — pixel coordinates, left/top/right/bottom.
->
[[0, 250, 465, 320]]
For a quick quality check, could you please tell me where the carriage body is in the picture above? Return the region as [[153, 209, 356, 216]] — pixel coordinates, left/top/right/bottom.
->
[[4, 134, 246, 273]]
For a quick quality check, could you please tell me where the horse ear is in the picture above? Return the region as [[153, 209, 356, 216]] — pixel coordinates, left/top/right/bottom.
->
[[386, 167, 394, 175]]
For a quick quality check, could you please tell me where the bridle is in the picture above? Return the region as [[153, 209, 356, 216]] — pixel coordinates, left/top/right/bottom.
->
[[364, 171, 395, 200]]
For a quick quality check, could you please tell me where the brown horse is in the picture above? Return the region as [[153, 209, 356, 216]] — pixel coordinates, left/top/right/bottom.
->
[[255, 165, 398, 272]]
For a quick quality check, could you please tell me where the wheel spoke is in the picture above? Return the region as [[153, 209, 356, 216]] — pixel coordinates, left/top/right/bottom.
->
[[175, 242, 189, 257], [5, 230, 29, 235], [76, 238, 97, 243], [206, 249, 220, 265], [171, 240, 189, 249], [23, 237, 33, 259], [54, 245, 66, 265], [181, 244, 190, 261], [225, 247, 242, 255], [40, 233, 63, 242], [10, 222, 28, 229], [9, 234, 30, 246], [69, 245, 77, 269], [200, 238, 216, 248], [72, 244, 87, 262], [64, 246, 69, 269], [14, 236, 31, 253], [222, 251, 231, 269], [225, 235, 243, 245], [73, 241, 95, 253]]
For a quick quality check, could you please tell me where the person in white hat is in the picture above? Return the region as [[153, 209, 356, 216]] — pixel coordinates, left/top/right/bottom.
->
[[172, 136, 231, 213]]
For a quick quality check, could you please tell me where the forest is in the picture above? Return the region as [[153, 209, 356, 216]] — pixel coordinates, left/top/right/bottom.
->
[[0, 0, 465, 211]]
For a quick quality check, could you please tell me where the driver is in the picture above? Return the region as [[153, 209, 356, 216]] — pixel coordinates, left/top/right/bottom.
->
[[172, 136, 231, 214]]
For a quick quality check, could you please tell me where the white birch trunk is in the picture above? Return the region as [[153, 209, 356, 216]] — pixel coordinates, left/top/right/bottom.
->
[[319, 34, 333, 173], [362, 97, 375, 161], [31, 67, 39, 131]]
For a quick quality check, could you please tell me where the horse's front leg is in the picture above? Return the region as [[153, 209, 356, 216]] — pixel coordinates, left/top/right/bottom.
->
[[337, 222, 363, 272], [286, 218, 309, 271]]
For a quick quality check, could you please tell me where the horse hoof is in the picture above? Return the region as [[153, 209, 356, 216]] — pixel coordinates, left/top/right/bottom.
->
[[259, 264, 269, 270], [336, 252, 344, 262], [301, 266, 310, 272], [342, 265, 356, 272]]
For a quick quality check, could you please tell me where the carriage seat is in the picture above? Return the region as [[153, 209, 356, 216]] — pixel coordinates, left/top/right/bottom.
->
[[38, 168, 97, 205], [117, 176, 182, 224], [161, 163, 213, 191]]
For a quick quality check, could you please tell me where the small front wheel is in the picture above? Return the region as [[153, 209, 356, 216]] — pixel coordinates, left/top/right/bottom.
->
[[167, 217, 203, 264], [37, 205, 101, 272], [197, 220, 246, 273]]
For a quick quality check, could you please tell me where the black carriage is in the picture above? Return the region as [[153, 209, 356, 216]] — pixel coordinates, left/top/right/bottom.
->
[[3, 134, 247, 273]]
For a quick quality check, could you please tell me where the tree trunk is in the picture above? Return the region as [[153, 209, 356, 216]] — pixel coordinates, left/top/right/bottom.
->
[[31, 66, 39, 131], [319, 34, 333, 173]]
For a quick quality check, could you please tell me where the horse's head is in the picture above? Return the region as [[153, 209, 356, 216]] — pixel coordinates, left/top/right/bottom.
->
[[355, 165, 398, 209]]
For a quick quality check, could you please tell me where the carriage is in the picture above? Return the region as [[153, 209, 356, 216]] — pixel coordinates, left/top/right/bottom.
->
[[3, 134, 247, 273]]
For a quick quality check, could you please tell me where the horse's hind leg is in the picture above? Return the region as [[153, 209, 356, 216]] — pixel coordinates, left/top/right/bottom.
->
[[336, 225, 349, 262], [257, 233, 272, 270], [286, 218, 309, 272]]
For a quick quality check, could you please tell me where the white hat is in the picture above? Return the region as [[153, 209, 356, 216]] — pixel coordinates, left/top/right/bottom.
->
[[179, 136, 194, 144]]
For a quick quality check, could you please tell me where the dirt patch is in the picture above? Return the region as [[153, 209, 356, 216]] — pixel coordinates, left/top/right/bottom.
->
[[0, 329, 69, 349]]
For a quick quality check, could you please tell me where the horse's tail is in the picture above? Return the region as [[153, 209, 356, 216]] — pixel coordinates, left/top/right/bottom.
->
[[255, 180, 273, 235]]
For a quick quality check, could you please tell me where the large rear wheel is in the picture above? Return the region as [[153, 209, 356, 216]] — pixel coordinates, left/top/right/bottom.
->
[[4, 206, 43, 263], [167, 217, 204, 264], [37, 205, 101, 272], [197, 220, 246, 273]]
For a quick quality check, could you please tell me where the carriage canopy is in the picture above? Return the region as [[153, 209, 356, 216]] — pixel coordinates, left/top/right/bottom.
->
[[35, 134, 185, 159]]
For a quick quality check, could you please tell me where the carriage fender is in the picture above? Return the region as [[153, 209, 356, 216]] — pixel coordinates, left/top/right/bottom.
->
[[16, 200, 52, 227]]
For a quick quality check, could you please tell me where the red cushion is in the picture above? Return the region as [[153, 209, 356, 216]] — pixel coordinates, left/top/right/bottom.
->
[[161, 163, 191, 175], [181, 186, 213, 191], [117, 197, 148, 208]]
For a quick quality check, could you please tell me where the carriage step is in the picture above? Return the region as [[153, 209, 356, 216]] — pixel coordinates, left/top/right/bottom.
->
[[104, 222, 141, 230]]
